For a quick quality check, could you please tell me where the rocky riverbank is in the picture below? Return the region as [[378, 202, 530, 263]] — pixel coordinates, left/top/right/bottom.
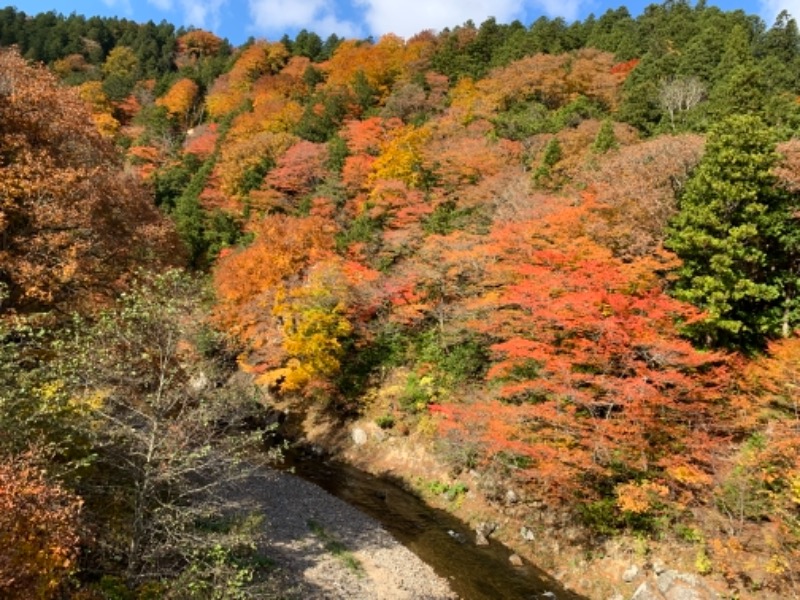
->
[[245, 385, 734, 600], [240, 468, 458, 599], [274, 399, 731, 600]]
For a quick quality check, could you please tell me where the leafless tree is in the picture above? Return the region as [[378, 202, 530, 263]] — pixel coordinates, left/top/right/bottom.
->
[[69, 270, 277, 593], [659, 76, 707, 130]]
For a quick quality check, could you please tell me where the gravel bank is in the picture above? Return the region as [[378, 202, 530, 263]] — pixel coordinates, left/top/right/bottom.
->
[[238, 468, 458, 599]]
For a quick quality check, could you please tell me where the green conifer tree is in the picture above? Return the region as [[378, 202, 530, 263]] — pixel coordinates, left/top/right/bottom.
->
[[666, 115, 800, 349], [592, 119, 618, 153], [533, 137, 562, 187]]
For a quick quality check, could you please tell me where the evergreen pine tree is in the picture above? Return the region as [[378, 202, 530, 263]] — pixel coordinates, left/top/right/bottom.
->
[[533, 137, 562, 187], [666, 115, 800, 349], [592, 119, 618, 153]]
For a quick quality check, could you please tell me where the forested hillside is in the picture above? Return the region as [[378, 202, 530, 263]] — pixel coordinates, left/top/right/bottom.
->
[[2, 2, 800, 598]]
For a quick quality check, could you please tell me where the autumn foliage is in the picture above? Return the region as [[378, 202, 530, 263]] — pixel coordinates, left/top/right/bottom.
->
[[205, 41, 289, 120], [213, 215, 337, 371], [0, 49, 181, 315], [168, 37, 799, 590], [431, 196, 733, 503], [175, 30, 224, 67], [10, 5, 800, 598], [265, 140, 330, 197], [0, 453, 82, 600], [157, 77, 200, 127], [321, 34, 433, 104]]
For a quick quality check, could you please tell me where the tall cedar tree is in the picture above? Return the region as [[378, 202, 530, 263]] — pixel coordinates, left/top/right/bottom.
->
[[666, 115, 800, 349]]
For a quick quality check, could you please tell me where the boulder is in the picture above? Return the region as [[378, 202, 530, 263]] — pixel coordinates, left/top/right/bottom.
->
[[630, 582, 661, 600], [623, 564, 640, 583], [447, 529, 466, 543], [657, 570, 718, 600], [475, 521, 498, 545], [351, 427, 368, 445], [629, 570, 719, 600], [650, 558, 667, 575]]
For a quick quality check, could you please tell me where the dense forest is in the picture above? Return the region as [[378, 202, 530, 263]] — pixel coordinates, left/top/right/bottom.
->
[[2, 1, 800, 597]]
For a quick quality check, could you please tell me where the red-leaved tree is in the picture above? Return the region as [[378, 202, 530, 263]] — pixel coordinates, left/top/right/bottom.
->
[[436, 196, 733, 504]]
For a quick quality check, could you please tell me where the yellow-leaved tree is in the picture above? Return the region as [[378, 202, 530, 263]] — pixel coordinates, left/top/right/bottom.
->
[[78, 80, 119, 137], [369, 124, 431, 189], [265, 260, 353, 394]]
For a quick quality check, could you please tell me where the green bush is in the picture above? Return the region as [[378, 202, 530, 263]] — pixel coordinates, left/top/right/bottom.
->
[[375, 414, 395, 429], [399, 373, 433, 412]]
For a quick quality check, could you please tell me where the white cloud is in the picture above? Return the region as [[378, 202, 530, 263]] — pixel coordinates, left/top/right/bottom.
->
[[310, 14, 363, 39], [249, 0, 328, 29], [178, 0, 228, 29], [760, 0, 800, 24], [248, 0, 362, 39], [535, 0, 582, 22], [355, 0, 522, 38], [243, 0, 591, 43], [354, 0, 584, 39]]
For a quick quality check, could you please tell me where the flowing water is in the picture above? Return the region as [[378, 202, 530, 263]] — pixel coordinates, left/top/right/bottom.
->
[[281, 445, 587, 600]]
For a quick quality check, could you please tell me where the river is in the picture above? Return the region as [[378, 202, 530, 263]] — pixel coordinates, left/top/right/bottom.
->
[[282, 444, 587, 600]]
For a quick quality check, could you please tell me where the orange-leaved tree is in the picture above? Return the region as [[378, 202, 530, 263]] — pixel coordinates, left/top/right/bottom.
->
[[213, 214, 337, 373], [264, 140, 330, 197], [157, 77, 200, 128], [216, 131, 296, 201], [0, 452, 82, 600], [205, 42, 289, 120], [341, 116, 403, 155], [322, 35, 422, 105], [175, 30, 224, 68], [713, 337, 800, 584], [0, 48, 181, 315]]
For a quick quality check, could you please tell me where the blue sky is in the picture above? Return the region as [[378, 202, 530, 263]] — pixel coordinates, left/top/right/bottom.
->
[[12, 0, 792, 45]]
